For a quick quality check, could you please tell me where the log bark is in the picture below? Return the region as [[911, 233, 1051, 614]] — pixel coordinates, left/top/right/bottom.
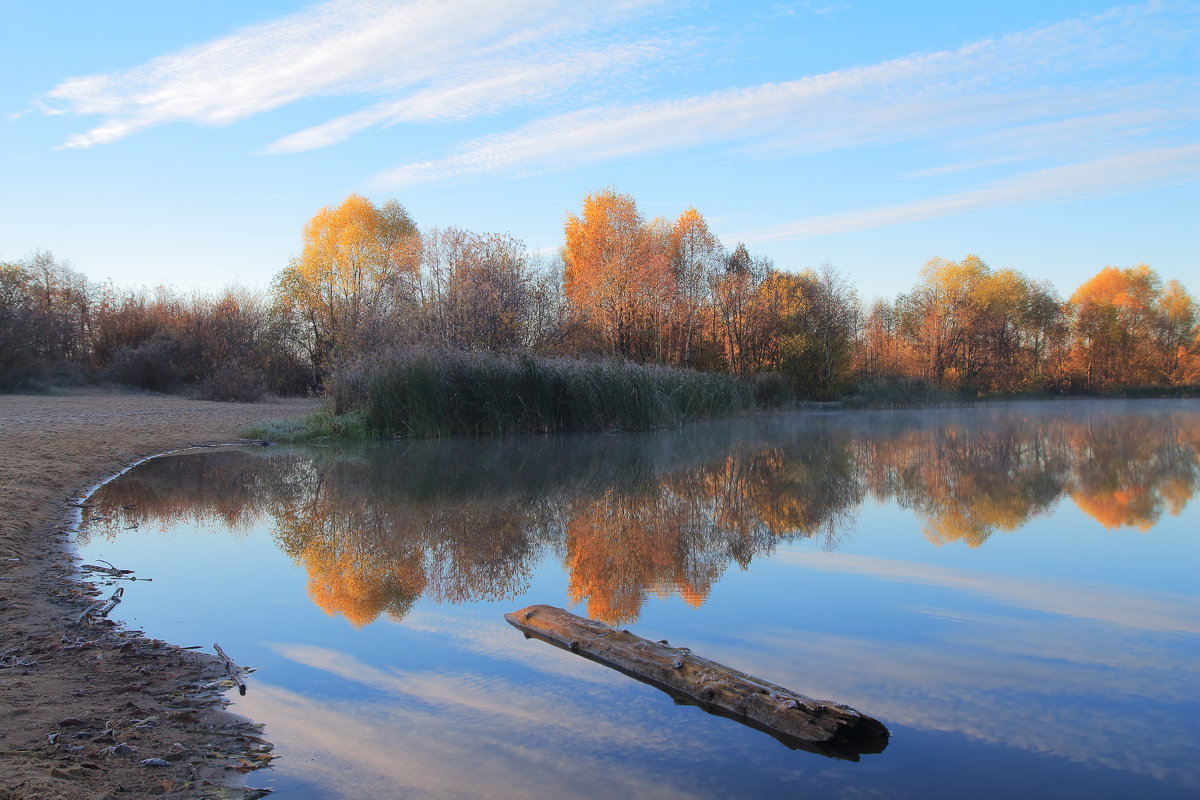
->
[[505, 604, 888, 760], [213, 643, 247, 696]]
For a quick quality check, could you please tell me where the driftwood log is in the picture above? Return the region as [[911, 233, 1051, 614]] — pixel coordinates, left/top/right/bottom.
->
[[214, 643, 247, 696], [505, 605, 888, 760], [76, 586, 124, 624], [81, 562, 150, 581], [81, 561, 134, 577]]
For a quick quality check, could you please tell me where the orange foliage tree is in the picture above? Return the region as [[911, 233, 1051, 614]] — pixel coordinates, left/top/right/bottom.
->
[[563, 189, 673, 360], [1065, 264, 1191, 389]]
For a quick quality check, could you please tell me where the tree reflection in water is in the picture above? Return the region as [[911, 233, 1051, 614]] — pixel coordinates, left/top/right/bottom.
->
[[84, 402, 1200, 627]]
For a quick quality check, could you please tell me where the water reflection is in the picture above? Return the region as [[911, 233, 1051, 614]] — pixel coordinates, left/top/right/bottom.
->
[[82, 402, 1200, 627]]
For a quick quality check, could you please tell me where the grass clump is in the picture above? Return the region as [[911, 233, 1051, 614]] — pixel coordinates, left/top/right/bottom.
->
[[240, 411, 370, 442], [327, 349, 754, 438]]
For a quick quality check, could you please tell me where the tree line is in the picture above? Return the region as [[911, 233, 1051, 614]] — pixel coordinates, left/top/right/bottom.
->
[[2, 188, 1196, 399], [0, 251, 309, 397]]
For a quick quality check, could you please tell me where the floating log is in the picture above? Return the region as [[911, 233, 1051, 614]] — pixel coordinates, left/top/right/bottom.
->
[[505, 604, 889, 760], [214, 643, 247, 695]]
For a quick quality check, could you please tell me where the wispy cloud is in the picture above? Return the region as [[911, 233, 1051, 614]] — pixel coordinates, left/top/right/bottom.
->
[[371, 2, 1197, 187], [262, 38, 675, 154], [737, 144, 1200, 241], [907, 104, 1200, 177], [769, 2, 848, 16], [37, 0, 668, 149]]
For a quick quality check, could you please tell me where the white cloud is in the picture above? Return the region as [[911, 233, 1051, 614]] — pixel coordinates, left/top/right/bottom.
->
[[371, 2, 1197, 187], [38, 0, 666, 149], [737, 144, 1200, 241], [261, 38, 675, 154]]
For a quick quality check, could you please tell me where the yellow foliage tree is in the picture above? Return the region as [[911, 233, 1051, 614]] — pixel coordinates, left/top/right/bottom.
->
[[274, 194, 418, 371], [1156, 279, 1200, 383]]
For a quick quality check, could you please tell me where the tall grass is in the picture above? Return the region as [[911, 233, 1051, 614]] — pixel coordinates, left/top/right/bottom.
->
[[326, 349, 755, 437]]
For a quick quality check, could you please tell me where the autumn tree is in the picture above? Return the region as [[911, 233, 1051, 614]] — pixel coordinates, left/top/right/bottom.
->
[[894, 255, 990, 386], [1067, 264, 1164, 389], [0, 260, 42, 385], [419, 227, 561, 352], [665, 208, 724, 367], [858, 299, 907, 379], [779, 265, 861, 399], [745, 270, 809, 373], [888, 255, 1066, 393], [1018, 279, 1069, 389], [0, 251, 92, 386], [563, 189, 672, 359], [1154, 279, 1199, 384], [273, 194, 419, 373], [711, 243, 771, 376]]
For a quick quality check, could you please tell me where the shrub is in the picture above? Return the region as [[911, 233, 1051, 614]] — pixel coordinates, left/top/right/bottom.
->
[[752, 371, 792, 408], [843, 375, 965, 408], [194, 359, 267, 402], [103, 335, 183, 392]]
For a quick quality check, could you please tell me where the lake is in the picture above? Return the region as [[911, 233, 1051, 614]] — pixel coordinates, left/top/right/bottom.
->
[[76, 400, 1200, 799]]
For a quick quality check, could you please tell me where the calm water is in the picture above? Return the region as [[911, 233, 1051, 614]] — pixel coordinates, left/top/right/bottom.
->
[[76, 400, 1199, 799]]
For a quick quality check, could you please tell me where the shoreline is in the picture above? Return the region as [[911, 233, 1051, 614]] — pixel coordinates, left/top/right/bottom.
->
[[0, 391, 314, 800]]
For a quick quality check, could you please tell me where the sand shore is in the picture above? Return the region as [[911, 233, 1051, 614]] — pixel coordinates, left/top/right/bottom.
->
[[0, 391, 315, 800]]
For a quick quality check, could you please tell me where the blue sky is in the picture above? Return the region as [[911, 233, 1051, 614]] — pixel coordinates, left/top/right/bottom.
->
[[3, 0, 1196, 302]]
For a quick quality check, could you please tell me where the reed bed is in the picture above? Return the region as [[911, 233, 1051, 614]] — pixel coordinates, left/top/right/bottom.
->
[[324, 349, 755, 438]]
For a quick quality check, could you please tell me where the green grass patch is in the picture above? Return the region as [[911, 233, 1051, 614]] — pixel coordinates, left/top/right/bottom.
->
[[240, 411, 370, 442]]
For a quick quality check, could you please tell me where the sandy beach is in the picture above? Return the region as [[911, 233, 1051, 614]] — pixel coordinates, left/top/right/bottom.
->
[[0, 391, 314, 800]]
